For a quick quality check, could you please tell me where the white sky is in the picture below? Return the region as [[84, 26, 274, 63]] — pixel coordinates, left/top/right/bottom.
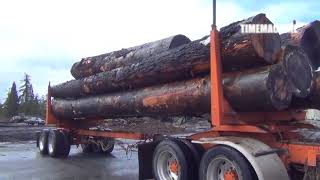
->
[[0, 0, 314, 102]]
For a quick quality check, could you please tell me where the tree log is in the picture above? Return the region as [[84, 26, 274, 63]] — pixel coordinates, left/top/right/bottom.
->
[[277, 45, 313, 97], [220, 13, 281, 71], [51, 39, 210, 98], [281, 21, 320, 70], [71, 35, 191, 79], [70, 14, 281, 79], [52, 65, 292, 120], [223, 64, 292, 111]]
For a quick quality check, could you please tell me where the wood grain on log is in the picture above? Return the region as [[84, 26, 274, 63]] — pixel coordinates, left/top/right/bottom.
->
[[292, 71, 320, 109], [277, 45, 313, 97], [52, 66, 291, 120], [281, 21, 320, 69], [71, 35, 191, 79], [51, 39, 210, 98]]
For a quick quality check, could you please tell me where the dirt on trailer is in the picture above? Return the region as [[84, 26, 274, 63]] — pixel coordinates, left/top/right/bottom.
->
[[97, 115, 212, 135]]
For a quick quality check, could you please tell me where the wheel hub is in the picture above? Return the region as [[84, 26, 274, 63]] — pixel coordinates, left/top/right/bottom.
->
[[169, 160, 179, 175], [207, 156, 242, 180], [39, 139, 44, 150], [224, 170, 239, 180], [157, 151, 180, 180]]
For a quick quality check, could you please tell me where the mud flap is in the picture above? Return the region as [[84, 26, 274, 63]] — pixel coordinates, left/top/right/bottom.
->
[[138, 141, 159, 180], [36, 131, 41, 147]]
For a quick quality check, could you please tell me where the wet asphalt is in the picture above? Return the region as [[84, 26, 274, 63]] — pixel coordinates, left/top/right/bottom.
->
[[0, 141, 140, 180]]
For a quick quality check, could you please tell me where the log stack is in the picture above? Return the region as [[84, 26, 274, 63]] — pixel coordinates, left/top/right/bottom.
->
[[50, 14, 318, 120]]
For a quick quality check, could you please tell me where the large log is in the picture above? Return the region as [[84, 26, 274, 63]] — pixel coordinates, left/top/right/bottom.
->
[[71, 35, 191, 79], [278, 45, 313, 97], [220, 13, 281, 71], [52, 65, 292, 120], [70, 14, 281, 79], [223, 64, 292, 111], [52, 43, 310, 100], [281, 21, 320, 70], [51, 39, 211, 98]]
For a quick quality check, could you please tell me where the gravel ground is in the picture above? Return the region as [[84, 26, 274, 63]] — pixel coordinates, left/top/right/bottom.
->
[[0, 123, 46, 142]]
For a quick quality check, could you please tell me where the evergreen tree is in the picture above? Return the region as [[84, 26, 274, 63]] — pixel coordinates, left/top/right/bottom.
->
[[38, 95, 46, 118], [0, 102, 3, 117], [3, 82, 19, 117], [19, 73, 35, 115], [19, 73, 34, 104]]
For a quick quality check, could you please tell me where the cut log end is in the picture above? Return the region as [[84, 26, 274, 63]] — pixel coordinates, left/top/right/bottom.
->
[[300, 21, 320, 69], [281, 21, 320, 70], [169, 34, 192, 49], [280, 45, 313, 98]]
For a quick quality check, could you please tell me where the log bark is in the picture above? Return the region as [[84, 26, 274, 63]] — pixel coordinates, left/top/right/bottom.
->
[[277, 45, 313, 97], [70, 14, 281, 79], [52, 76, 211, 119], [51, 39, 211, 98], [52, 65, 292, 120], [220, 13, 281, 71], [281, 21, 320, 70], [71, 35, 191, 79], [292, 71, 320, 109]]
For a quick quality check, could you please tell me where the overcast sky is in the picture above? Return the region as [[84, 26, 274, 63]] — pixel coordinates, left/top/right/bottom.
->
[[0, 0, 319, 102]]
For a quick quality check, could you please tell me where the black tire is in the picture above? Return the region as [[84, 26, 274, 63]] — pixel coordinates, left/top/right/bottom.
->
[[59, 130, 71, 157], [91, 143, 102, 153], [177, 138, 204, 180], [199, 145, 255, 180], [81, 143, 93, 153], [39, 130, 49, 155], [101, 138, 115, 154], [47, 129, 65, 157], [152, 139, 190, 180]]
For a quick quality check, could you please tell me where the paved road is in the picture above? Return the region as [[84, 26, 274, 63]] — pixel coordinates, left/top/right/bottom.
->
[[0, 141, 140, 180]]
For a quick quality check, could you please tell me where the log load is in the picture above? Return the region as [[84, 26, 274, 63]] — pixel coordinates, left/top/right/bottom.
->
[[51, 39, 211, 98], [292, 71, 320, 109], [69, 13, 281, 79], [278, 45, 313, 97], [52, 65, 292, 120], [281, 21, 320, 69], [71, 35, 191, 79], [51, 41, 311, 99]]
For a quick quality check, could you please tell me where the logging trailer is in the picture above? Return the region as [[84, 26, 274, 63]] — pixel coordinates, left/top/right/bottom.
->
[[37, 1, 320, 179]]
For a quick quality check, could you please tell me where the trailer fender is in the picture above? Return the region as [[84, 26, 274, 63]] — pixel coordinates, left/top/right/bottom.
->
[[193, 136, 289, 180]]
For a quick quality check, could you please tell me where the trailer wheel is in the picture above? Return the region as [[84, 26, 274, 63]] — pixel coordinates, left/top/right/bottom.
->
[[92, 143, 102, 153], [47, 129, 65, 157], [153, 140, 189, 180], [39, 130, 49, 155], [59, 130, 71, 157], [100, 138, 115, 154], [177, 139, 204, 180], [81, 143, 93, 153], [199, 145, 255, 180]]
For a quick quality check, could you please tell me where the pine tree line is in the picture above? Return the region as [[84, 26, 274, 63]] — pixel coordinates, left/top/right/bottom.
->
[[0, 73, 46, 118]]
